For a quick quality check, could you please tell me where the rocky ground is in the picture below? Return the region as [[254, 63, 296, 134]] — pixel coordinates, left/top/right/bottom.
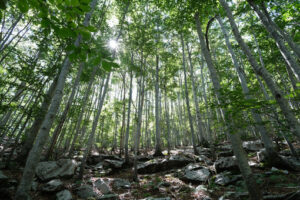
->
[[0, 140, 300, 199]]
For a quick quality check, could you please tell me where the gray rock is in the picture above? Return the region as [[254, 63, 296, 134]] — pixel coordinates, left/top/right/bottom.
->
[[0, 170, 8, 181], [242, 140, 263, 151], [137, 159, 162, 174], [257, 148, 267, 162], [137, 155, 193, 174], [217, 150, 233, 157], [157, 181, 171, 187], [182, 168, 210, 183], [42, 179, 63, 192], [56, 189, 72, 200], [103, 159, 124, 170], [113, 178, 131, 189], [214, 156, 238, 173], [31, 181, 38, 191], [0, 170, 8, 187], [195, 184, 207, 192], [88, 154, 122, 165], [95, 179, 111, 194], [196, 155, 213, 165], [36, 159, 77, 181], [215, 171, 242, 186], [144, 198, 171, 200], [75, 185, 97, 199], [98, 193, 119, 200]]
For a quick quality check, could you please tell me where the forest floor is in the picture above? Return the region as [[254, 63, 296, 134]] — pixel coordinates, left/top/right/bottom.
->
[[0, 141, 300, 200]]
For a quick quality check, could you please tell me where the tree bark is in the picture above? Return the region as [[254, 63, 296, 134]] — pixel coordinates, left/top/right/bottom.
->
[[195, 11, 262, 200], [220, 0, 300, 143]]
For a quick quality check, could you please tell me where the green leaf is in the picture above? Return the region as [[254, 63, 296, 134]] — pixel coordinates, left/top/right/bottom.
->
[[17, 0, 29, 13], [102, 60, 112, 72]]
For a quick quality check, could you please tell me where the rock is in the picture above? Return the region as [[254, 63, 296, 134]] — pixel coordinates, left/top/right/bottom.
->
[[56, 190, 72, 200], [196, 148, 212, 157], [137, 159, 162, 174], [263, 190, 300, 200], [213, 156, 238, 173], [196, 155, 213, 165], [0, 170, 8, 187], [157, 181, 171, 187], [181, 168, 210, 183], [215, 171, 242, 186], [31, 181, 38, 191], [42, 179, 63, 192], [113, 178, 131, 189], [87, 154, 122, 165], [144, 197, 171, 200], [98, 193, 119, 200], [103, 159, 124, 170], [75, 185, 97, 199], [137, 155, 193, 174], [217, 150, 233, 157], [165, 155, 193, 168], [195, 184, 207, 192], [95, 179, 111, 194], [257, 148, 267, 162], [280, 156, 300, 171], [35, 159, 77, 181], [242, 140, 263, 151]]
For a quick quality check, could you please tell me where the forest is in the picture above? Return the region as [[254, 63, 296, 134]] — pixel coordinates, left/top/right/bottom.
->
[[0, 0, 299, 199]]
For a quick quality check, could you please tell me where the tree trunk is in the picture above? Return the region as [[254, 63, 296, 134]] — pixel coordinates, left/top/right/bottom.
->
[[153, 54, 163, 156], [220, 0, 300, 143], [45, 62, 84, 160], [186, 42, 207, 146], [180, 34, 199, 155], [195, 12, 262, 200], [15, 1, 97, 198], [78, 72, 110, 179], [125, 66, 133, 164]]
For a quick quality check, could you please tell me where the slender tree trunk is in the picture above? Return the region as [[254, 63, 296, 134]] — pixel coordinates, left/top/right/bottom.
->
[[119, 73, 126, 156], [15, 1, 97, 198], [78, 72, 110, 179], [247, 0, 300, 81], [259, 2, 300, 59], [17, 76, 58, 163], [153, 54, 163, 156], [125, 68, 133, 164], [220, 0, 300, 143], [186, 42, 207, 145], [217, 16, 280, 163], [180, 34, 199, 155], [45, 63, 84, 160], [68, 66, 98, 157], [195, 12, 262, 200]]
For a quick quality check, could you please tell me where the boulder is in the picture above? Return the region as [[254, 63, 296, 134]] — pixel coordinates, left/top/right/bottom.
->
[[56, 189, 72, 200], [87, 154, 122, 165], [75, 185, 97, 199], [242, 140, 263, 152], [113, 178, 131, 189], [137, 159, 163, 174], [213, 156, 238, 173], [41, 179, 63, 192], [181, 168, 210, 183], [196, 155, 213, 165], [137, 155, 193, 174], [36, 159, 77, 181], [98, 193, 119, 200], [0, 170, 8, 187], [257, 148, 267, 162], [214, 171, 242, 186], [103, 159, 124, 170], [95, 179, 111, 194], [217, 150, 233, 158]]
